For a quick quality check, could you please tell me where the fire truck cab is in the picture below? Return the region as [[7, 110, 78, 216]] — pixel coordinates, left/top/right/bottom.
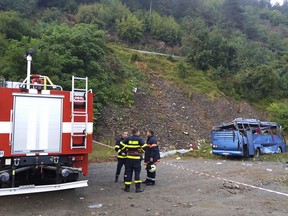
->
[[0, 50, 93, 196]]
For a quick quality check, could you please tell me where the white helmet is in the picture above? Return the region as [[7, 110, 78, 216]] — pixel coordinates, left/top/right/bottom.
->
[[148, 164, 156, 173]]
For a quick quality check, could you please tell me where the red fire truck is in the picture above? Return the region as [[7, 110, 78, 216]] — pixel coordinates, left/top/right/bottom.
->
[[0, 50, 93, 196]]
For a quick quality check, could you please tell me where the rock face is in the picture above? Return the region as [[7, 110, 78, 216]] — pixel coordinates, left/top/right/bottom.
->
[[95, 73, 265, 150]]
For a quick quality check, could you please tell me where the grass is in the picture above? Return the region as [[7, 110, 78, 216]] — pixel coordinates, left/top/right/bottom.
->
[[109, 44, 223, 99], [254, 152, 288, 163], [89, 143, 116, 162], [182, 145, 222, 160]]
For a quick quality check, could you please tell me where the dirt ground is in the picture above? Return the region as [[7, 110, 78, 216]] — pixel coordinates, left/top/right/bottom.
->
[[1, 158, 288, 216]]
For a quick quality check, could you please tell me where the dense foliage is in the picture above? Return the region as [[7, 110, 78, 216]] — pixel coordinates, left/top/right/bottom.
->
[[1, 0, 288, 126]]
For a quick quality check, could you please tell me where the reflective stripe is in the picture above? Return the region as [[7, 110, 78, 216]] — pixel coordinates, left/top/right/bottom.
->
[[115, 145, 120, 149], [126, 145, 141, 148], [117, 149, 121, 153], [142, 144, 147, 148], [146, 144, 158, 148], [117, 155, 126, 159], [146, 177, 155, 181], [127, 155, 141, 160], [135, 180, 142, 184], [125, 181, 132, 185], [129, 141, 139, 144]]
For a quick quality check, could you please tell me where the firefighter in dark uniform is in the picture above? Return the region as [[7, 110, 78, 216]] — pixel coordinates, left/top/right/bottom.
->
[[114, 131, 128, 182], [143, 129, 160, 185], [120, 128, 146, 193]]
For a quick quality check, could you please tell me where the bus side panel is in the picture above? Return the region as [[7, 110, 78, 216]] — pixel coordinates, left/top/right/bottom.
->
[[252, 134, 286, 154]]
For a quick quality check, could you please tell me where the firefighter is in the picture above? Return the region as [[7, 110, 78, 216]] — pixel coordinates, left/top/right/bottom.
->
[[121, 128, 146, 193], [114, 131, 128, 182], [143, 129, 160, 186]]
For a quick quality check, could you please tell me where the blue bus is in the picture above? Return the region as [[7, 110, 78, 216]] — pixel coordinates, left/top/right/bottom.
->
[[211, 118, 286, 157]]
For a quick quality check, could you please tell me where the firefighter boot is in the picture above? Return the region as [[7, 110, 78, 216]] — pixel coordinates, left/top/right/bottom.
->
[[115, 175, 119, 183], [135, 183, 144, 193], [136, 188, 144, 193], [146, 181, 155, 186], [123, 185, 130, 192], [142, 179, 151, 184]]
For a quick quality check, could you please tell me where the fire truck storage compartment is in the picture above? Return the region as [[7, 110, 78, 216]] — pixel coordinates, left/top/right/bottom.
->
[[12, 93, 64, 154]]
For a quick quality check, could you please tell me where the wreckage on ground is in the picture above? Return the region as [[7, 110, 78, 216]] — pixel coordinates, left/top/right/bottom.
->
[[211, 118, 286, 157]]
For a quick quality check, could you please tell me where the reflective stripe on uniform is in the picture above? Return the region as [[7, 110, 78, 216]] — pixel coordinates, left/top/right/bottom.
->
[[125, 181, 132, 185], [117, 149, 121, 153], [142, 144, 147, 148], [127, 155, 141, 160], [115, 145, 120, 148], [146, 177, 155, 181], [135, 180, 142, 184], [126, 145, 141, 148], [117, 155, 126, 159], [129, 140, 139, 144]]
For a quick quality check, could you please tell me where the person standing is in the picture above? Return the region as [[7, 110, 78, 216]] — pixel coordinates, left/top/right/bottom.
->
[[121, 128, 146, 193], [114, 131, 128, 182], [143, 129, 160, 186]]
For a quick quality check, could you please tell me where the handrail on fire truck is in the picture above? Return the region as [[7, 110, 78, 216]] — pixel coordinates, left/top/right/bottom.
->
[[19, 74, 63, 91], [71, 76, 89, 149]]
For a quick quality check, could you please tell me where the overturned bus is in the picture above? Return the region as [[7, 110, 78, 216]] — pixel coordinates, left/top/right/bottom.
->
[[211, 118, 286, 157]]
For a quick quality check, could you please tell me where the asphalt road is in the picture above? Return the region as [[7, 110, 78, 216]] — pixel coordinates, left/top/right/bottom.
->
[[1, 158, 288, 216]]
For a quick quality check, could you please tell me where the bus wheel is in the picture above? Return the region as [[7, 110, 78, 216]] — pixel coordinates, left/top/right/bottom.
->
[[278, 147, 282, 154], [254, 148, 260, 158]]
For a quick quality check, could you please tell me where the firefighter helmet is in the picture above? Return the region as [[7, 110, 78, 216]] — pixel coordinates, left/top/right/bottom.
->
[[148, 164, 156, 173]]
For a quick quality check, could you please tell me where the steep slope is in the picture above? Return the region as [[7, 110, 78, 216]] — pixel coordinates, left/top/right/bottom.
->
[[95, 50, 265, 150]]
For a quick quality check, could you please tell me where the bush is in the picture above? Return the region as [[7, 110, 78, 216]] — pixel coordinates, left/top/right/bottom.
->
[[115, 14, 144, 43], [130, 53, 142, 62]]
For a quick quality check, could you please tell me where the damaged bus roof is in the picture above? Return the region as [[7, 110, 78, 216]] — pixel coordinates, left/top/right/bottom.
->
[[213, 118, 280, 129]]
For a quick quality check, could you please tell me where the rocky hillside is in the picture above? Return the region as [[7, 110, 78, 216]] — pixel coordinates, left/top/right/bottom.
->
[[95, 54, 266, 150]]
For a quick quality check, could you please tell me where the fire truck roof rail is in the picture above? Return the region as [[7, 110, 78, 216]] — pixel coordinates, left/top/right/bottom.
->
[[19, 75, 63, 91], [0, 180, 88, 196]]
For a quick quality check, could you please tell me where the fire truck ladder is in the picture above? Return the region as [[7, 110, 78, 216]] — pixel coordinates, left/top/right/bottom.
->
[[71, 76, 88, 149]]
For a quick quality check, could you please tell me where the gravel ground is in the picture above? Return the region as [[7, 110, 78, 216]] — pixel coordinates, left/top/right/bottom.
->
[[1, 158, 288, 216]]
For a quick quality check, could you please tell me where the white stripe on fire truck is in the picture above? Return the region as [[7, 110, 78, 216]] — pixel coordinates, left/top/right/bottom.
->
[[0, 122, 11, 133], [0, 122, 93, 134]]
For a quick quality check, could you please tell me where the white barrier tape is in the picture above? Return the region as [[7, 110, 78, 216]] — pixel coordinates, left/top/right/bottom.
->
[[162, 161, 288, 198], [92, 140, 114, 149]]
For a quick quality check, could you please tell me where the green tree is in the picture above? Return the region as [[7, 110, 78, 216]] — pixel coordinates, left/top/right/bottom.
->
[[222, 0, 245, 30], [267, 102, 288, 131], [149, 12, 180, 45], [0, 11, 34, 40], [115, 14, 144, 43]]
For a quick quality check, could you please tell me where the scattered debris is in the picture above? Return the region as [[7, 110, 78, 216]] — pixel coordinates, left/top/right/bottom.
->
[[242, 163, 253, 167], [176, 157, 181, 160], [266, 169, 272, 172], [80, 197, 84, 200], [223, 181, 240, 190], [160, 149, 192, 158], [216, 162, 223, 165], [89, 204, 103, 209]]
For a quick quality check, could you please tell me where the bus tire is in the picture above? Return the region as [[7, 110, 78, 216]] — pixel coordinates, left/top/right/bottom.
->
[[254, 148, 260, 158], [278, 147, 282, 154]]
